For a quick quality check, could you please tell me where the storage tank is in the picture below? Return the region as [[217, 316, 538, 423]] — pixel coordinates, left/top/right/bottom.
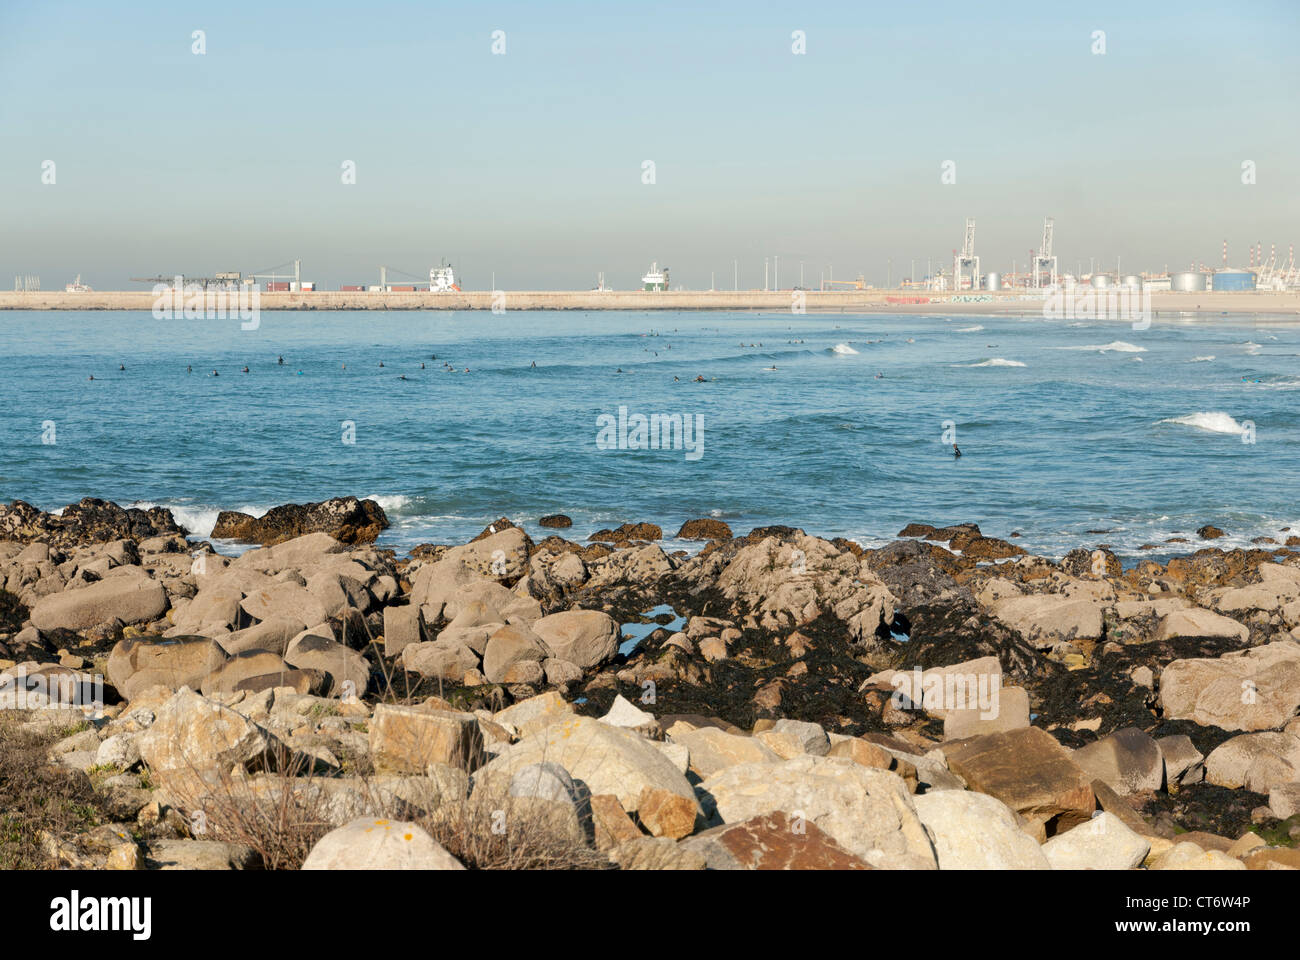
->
[[1212, 269, 1256, 292], [1090, 274, 1112, 289], [984, 272, 1001, 291], [1121, 275, 1141, 289], [1170, 271, 1208, 292]]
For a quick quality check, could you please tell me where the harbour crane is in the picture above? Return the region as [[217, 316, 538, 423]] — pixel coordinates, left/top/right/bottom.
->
[[953, 218, 979, 291], [1032, 217, 1058, 289], [826, 276, 868, 290]]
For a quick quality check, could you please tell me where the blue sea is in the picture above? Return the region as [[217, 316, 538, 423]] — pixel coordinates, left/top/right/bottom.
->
[[1, 309, 1296, 562]]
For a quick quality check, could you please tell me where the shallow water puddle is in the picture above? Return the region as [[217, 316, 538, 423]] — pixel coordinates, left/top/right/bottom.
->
[[618, 603, 685, 656]]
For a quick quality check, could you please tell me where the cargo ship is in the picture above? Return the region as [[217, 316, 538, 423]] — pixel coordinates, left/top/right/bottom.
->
[[641, 262, 669, 291], [430, 261, 460, 292]]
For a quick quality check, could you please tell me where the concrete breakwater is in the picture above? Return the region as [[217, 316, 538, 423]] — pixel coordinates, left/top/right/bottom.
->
[[1, 289, 1298, 314]]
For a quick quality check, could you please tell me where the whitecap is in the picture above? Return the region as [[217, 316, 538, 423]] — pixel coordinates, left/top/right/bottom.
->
[[955, 325, 984, 332], [1057, 341, 1147, 353], [1188, 356, 1215, 363], [958, 358, 1026, 367], [831, 343, 859, 355], [1157, 412, 1248, 435]]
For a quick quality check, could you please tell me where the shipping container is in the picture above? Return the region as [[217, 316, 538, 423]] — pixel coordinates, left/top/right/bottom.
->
[[300, 282, 315, 291], [341, 285, 365, 292], [389, 285, 416, 292], [267, 282, 290, 292]]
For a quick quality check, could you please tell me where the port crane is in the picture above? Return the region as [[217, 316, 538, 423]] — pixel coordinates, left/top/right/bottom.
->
[[953, 218, 979, 291], [826, 275, 868, 290], [245, 259, 302, 289], [1032, 217, 1058, 289]]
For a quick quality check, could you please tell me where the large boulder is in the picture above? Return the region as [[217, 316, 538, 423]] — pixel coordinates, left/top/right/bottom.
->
[[30, 574, 167, 632], [1154, 607, 1249, 644], [670, 727, 783, 777], [697, 755, 937, 869], [302, 818, 464, 870], [106, 635, 229, 701], [1071, 727, 1164, 796], [212, 497, 388, 545], [137, 687, 275, 792], [1204, 732, 1300, 791], [284, 631, 370, 698], [710, 535, 896, 642], [941, 727, 1095, 832], [530, 611, 619, 668], [1159, 640, 1300, 731], [912, 790, 1050, 869], [477, 716, 699, 837], [482, 622, 550, 683], [1040, 812, 1151, 870], [989, 594, 1103, 650], [369, 704, 485, 772]]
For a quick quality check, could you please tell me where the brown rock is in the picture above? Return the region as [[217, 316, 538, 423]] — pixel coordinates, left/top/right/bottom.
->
[[684, 812, 872, 870], [1197, 525, 1226, 540], [538, 514, 573, 529], [943, 727, 1095, 831], [636, 785, 698, 839], [211, 496, 388, 545], [590, 794, 643, 851], [589, 522, 662, 542], [674, 518, 733, 541]]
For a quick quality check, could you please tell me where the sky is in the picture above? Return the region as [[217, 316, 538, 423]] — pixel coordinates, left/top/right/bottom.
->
[[2, 0, 1298, 291]]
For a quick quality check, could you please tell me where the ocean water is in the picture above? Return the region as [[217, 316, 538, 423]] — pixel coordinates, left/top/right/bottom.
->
[[1, 309, 1297, 562]]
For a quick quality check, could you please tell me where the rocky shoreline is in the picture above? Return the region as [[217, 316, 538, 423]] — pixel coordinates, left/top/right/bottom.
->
[[2, 496, 1299, 870]]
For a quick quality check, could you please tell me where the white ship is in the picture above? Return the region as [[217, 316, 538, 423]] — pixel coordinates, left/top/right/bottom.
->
[[429, 261, 460, 292], [65, 274, 92, 293], [641, 262, 669, 291]]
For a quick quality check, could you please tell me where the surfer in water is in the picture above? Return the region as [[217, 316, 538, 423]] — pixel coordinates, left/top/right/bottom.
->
[[953, 444, 962, 459], [277, 355, 284, 365]]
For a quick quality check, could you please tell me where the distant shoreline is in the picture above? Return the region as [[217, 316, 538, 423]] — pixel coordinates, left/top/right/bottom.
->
[[2, 289, 1298, 315]]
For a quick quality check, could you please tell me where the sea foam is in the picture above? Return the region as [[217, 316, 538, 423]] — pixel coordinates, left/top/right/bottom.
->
[[1158, 412, 1248, 435]]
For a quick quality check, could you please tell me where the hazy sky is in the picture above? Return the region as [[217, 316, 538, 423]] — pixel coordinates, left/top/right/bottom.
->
[[3, 0, 1298, 290]]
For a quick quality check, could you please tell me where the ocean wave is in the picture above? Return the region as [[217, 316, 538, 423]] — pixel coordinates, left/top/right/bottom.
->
[[831, 343, 859, 355], [1157, 412, 1248, 435], [1188, 356, 1215, 363], [1057, 341, 1147, 353], [958, 358, 1026, 367], [362, 493, 412, 512], [132, 501, 270, 538], [955, 325, 985, 333]]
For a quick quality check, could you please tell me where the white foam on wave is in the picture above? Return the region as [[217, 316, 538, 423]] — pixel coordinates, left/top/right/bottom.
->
[[1188, 355, 1215, 363], [831, 343, 859, 355], [363, 494, 412, 512], [1157, 412, 1248, 435], [958, 358, 1026, 367], [132, 501, 270, 538], [955, 325, 984, 332], [1057, 341, 1147, 353]]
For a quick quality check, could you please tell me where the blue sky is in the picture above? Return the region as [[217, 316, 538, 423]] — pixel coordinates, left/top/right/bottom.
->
[[2, 0, 1298, 289]]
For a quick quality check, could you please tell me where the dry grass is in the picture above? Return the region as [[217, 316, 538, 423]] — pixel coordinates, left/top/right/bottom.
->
[[165, 735, 610, 870], [0, 715, 106, 869]]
